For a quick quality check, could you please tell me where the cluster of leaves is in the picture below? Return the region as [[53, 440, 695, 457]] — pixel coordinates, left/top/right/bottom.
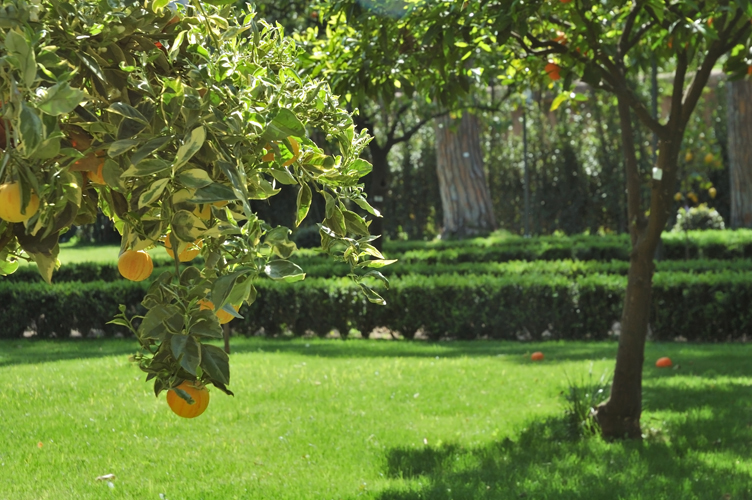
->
[[0, 0, 390, 399]]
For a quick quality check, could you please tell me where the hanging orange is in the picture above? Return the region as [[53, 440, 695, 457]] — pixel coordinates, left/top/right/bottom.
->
[[118, 250, 153, 281], [166, 381, 210, 418], [531, 351, 544, 361], [199, 299, 240, 325], [0, 182, 39, 223], [544, 62, 561, 81], [655, 357, 672, 368], [165, 237, 203, 262], [193, 203, 212, 220]]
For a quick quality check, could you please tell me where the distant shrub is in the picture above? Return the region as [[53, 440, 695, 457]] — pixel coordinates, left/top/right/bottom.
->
[[673, 204, 725, 231]]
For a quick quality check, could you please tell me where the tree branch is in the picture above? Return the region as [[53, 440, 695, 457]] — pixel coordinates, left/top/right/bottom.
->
[[619, 1, 643, 58]]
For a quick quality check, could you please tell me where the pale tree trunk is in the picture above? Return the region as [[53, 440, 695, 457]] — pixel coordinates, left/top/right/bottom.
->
[[726, 79, 752, 228], [434, 113, 496, 238]]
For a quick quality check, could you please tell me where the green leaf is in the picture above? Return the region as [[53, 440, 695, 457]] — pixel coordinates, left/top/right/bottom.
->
[[121, 158, 171, 177], [0, 257, 19, 276], [211, 269, 250, 311], [107, 102, 148, 124], [269, 168, 297, 185], [171, 210, 207, 241], [550, 93, 569, 112], [152, 0, 170, 12], [264, 260, 305, 282], [138, 178, 170, 208], [347, 159, 372, 177], [37, 82, 84, 116], [358, 282, 386, 305], [189, 315, 223, 339], [295, 183, 312, 227], [170, 335, 202, 376], [359, 259, 397, 268], [174, 126, 206, 170], [108, 139, 141, 157], [139, 305, 182, 341], [29, 248, 58, 285], [260, 108, 305, 142], [325, 206, 347, 237], [188, 183, 237, 203], [131, 136, 172, 165], [201, 344, 230, 385], [19, 103, 43, 156], [5, 30, 36, 87], [354, 197, 381, 217], [343, 210, 369, 236], [178, 168, 213, 188]]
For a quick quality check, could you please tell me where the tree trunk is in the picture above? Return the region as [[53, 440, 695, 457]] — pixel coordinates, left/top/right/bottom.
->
[[727, 79, 752, 228], [594, 97, 679, 440], [434, 113, 496, 238]]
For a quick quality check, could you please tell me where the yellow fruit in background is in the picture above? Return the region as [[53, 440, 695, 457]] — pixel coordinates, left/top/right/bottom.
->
[[674, 192, 683, 202], [704, 153, 714, 164], [685, 152, 693, 162], [687, 191, 698, 203], [87, 161, 105, 185], [0, 182, 40, 223], [118, 250, 153, 281], [166, 381, 210, 418], [193, 203, 211, 220], [709, 187, 717, 199], [212, 200, 229, 208], [199, 299, 240, 325], [164, 237, 203, 262]]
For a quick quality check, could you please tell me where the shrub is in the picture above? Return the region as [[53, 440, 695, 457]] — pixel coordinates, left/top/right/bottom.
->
[[673, 204, 725, 231]]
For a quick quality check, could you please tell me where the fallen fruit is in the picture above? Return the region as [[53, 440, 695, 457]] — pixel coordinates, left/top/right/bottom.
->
[[655, 357, 672, 368], [531, 351, 544, 361]]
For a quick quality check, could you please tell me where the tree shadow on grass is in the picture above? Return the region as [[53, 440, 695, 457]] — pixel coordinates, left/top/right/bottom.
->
[[374, 380, 752, 500], [229, 338, 621, 362], [0, 339, 137, 367]]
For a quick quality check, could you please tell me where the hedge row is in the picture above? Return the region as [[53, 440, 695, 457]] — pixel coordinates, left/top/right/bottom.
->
[[8, 257, 751, 283], [3, 271, 751, 342]]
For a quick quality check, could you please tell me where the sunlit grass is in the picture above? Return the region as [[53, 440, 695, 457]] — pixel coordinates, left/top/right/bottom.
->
[[1, 338, 750, 499]]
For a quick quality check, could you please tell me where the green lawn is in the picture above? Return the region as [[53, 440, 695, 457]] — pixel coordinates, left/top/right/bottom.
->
[[1, 338, 750, 499]]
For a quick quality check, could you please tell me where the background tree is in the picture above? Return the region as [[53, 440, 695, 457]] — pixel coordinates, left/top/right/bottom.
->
[[727, 79, 752, 228]]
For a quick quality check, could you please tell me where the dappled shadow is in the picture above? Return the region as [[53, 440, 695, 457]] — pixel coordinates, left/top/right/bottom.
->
[[374, 409, 752, 500], [0, 339, 137, 367], [228, 337, 620, 362]]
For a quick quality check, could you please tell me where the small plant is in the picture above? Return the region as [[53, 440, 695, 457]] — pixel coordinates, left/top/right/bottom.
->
[[562, 365, 611, 439], [672, 204, 725, 231]]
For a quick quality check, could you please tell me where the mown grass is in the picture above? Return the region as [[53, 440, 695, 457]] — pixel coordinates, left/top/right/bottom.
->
[[1, 338, 750, 499]]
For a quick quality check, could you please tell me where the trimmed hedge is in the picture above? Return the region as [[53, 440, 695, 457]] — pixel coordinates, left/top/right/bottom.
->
[[3, 272, 751, 342]]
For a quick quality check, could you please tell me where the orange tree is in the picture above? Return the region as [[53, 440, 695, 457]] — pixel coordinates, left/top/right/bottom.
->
[[324, 0, 752, 439], [0, 0, 389, 406]]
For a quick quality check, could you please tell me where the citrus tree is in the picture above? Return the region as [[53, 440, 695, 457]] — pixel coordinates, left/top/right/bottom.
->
[[0, 0, 389, 413], [322, 0, 752, 439]]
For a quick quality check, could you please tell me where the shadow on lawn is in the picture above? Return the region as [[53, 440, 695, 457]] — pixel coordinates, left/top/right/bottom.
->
[[229, 338, 621, 362], [373, 393, 752, 500], [0, 339, 136, 367]]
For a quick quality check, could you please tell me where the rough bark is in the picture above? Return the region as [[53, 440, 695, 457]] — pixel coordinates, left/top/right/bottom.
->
[[727, 79, 752, 228], [434, 113, 496, 238]]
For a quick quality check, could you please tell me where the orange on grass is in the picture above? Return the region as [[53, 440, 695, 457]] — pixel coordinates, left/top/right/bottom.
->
[[164, 237, 203, 262], [117, 250, 153, 281], [199, 299, 240, 324], [655, 357, 672, 368], [531, 351, 544, 361], [166, 381, 210, 418], [0, 182, 40, 223]]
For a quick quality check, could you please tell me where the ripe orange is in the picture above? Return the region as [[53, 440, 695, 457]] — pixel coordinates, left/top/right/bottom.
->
[[166, 381, 210, 418], [199, 299, 240, 325], [545, 62, 561, 81], [655, 357, 672, 368], [684, 152, 693, 162], [709, 187, 717, 199], [282, 137, 300, 167], [193, 203, 212, 220], [262, 143, 275, 162], [164, 237, 203, 262], [117, 250, 153, 281], [0, 182, 40, 223], [674, 192, 683, 202], [687, 192, 698, 204], [531, 351, 544, 361], [704, 152, 714, 164], [87, 160, 105, 185]]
